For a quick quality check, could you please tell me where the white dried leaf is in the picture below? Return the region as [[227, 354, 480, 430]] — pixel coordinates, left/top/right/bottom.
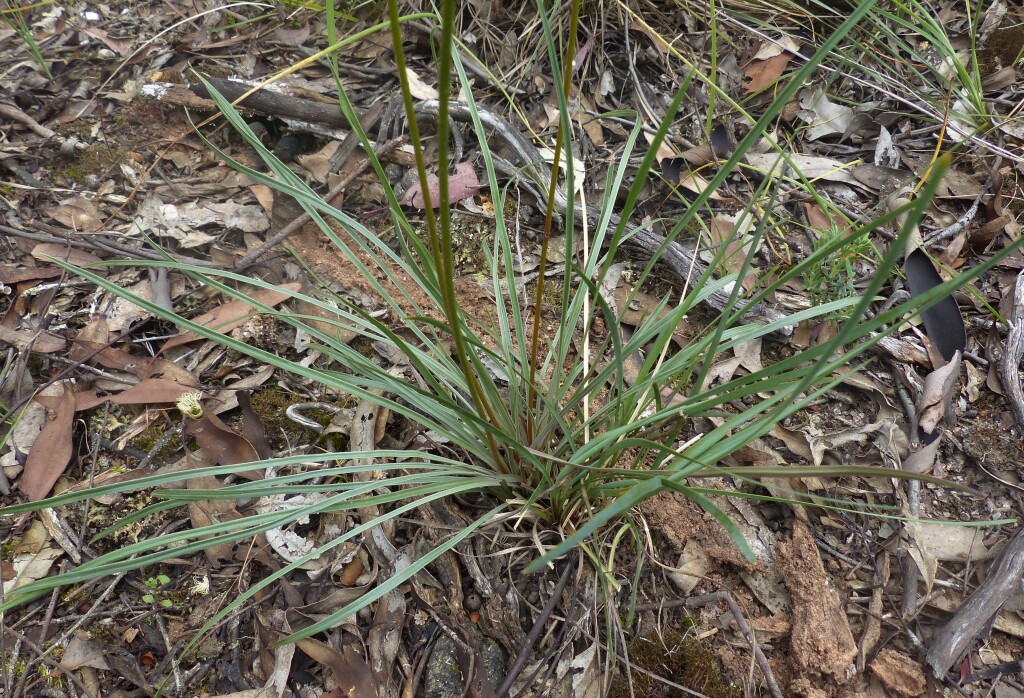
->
[[404, 67, 439, 99], [798, 87, 856, 141]]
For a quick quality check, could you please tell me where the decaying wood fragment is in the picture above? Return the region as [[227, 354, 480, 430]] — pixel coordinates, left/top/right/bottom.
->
[[998, 270, 1024, 429], [925, 526, 1024, 677]]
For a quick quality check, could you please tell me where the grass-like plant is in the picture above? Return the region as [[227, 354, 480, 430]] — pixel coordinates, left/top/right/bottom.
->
[[2, 0, 1020, 684], [1, 0, 53, 80]]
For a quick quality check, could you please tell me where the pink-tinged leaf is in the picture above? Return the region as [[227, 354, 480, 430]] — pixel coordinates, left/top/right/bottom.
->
[[19, 384, 76, 501], [400, 162, 481, 209], [161, 282, 301, 351]]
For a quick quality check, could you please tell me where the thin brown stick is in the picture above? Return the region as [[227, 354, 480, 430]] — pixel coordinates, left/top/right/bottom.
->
[[0, 101, 57, 139], [496, 552, 577, 698]]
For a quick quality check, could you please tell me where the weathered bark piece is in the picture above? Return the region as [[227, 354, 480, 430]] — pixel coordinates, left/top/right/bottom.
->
[[999, 270, 1024, 429], [778, 519, 857, 681], [870, 648, 926, 696], [925, 527, 1024, 677]]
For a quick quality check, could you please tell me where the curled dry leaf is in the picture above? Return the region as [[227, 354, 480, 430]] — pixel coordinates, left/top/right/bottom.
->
[[917, 351, 961, 435], [40, 195, 104, 232], [3, 540, 62, 595], [404, 67, 439, 100], [902, 432, 941, 475], [797, 87, 856, 141], [185, 411, 262, 476], [743, 50, 794, 94], [297, 637, 377, 698], [904, 520, 939, 595]]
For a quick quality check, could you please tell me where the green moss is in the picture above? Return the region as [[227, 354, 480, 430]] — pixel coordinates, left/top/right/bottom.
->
[[52, 142, 134, 185], [128, 418, 175, 461], [609, 620, 740, 698], [249, 388, 354, 446]]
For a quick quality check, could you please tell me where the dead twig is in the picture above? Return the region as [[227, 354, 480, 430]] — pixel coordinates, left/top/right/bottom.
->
[[0, 100, 57, 139], [496, 551, 578, 698]]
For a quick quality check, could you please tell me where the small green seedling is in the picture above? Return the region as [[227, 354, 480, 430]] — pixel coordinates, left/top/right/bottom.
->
[[142, 574, 173, 608], [803, 224, 877, 322]]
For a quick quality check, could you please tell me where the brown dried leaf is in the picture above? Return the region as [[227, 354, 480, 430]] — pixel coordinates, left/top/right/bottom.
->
[[0, 265, 63, 284], [72, 340, 198, 386], [61, 633, 112, 671], [186, 413, 260, 464], [274, 24, 310, 44], [296, 638, 377, 698], [904, 519, 939, 594], [40, 195, 104, 232], [161, 282, 301, 351], [68, 315, 110, 363], [73, 378, 200, 411], [0, 325, 66, 353], [19, 383, 75, 501], [709, 214, 757, 288], [917, 352, 961, 434], [575, 89, 604, 146], [79, 25, 131, 55], [743, 51, 793, 93], [30, 244, 103, 267], [237, 392, 273, 460], [745, 152, 860, 186]]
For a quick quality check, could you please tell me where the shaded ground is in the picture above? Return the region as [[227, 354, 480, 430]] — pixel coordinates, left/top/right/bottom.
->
[[2, 1, 1024, 697]]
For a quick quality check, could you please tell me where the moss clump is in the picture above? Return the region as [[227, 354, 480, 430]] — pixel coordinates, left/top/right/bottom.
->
[[609, 621, 740, 698], [249, 388, 354, 447], [53, 142, 134, 185]]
